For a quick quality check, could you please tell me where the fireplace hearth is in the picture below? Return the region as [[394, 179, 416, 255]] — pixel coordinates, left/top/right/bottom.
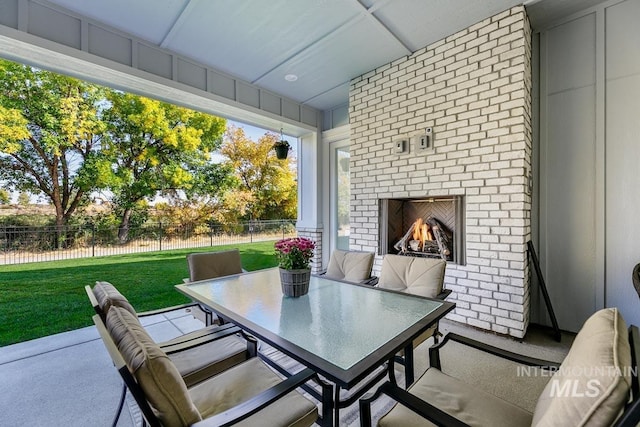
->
[[379, 196, 465, 265]]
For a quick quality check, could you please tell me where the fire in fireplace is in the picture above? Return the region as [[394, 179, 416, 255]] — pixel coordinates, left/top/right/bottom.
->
[[394, 216, 453, 260], [379, 196, 465, 265]]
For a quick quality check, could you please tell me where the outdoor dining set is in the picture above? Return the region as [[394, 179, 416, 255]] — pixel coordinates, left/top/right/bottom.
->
[[87, 249, 640, 427]]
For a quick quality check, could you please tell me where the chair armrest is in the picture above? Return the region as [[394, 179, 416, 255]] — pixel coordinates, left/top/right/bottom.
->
[[84, 285, 101, 316], [435, 289, 452, 300], [429, 332, 561, 371], [159, 322, 235, 346], [359, 381, 470, 427], [136, 302, 201, 317], [362, 276, 379, 286], [314, 271, 378, 286], [159, 323, 241, 354], [192, 368, 316, 427]]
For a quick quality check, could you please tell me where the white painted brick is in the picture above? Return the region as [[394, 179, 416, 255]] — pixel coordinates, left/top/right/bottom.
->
[[455, 308, 479, 319], [491, 307, 510, 318], [468, 318, 492, 329], [469, 288, 493, 299], [495, 317, 525, 330], [492, 324, 510, 334], [347, 6, 531, 339], [446, 313, 468, 324]]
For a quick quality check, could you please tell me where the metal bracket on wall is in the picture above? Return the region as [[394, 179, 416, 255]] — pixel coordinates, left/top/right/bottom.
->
[[528, 240, 562, 342]]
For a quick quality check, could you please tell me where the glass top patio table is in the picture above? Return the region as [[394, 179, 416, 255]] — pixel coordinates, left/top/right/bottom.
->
[[176, 268, 455, 387]]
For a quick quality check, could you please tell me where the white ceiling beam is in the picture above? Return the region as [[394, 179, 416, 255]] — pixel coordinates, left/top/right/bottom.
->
[[351, 0, 413, 54], [302, 81, 349, 106], [160, 0, 197, 48]]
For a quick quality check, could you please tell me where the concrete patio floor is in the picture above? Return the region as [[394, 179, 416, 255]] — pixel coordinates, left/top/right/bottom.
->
[[0, 308, 205, 427], [0, 308, 573, 427]]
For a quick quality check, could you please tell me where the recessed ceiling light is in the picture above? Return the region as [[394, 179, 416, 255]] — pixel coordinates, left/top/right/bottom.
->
[[284, 74, 298, 82]]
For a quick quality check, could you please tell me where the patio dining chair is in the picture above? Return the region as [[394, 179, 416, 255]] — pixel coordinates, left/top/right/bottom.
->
[[376, 254, 449, 387], [320, 249, 377, 285], [185, 249, 245, 325], [94, 306, 318, 427], [86, 282, 254, 426], [360, 307, 640, 427]]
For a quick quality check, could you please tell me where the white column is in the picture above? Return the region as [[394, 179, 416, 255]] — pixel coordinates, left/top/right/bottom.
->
[[296, 130, 323, 273]]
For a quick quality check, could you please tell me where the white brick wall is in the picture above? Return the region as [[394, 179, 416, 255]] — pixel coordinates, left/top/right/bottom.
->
[[297, 228, 323, 274], [348, 6, 532, 338]]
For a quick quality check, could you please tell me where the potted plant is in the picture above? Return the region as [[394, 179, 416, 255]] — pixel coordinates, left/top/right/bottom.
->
[[273, 139, 290, 159], [274, 237, 315, 297]]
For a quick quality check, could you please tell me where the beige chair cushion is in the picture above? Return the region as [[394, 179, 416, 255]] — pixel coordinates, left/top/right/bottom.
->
[[93, 281, 137, 316], [170, 333, 248, 387], [379, 367, 532, 427], [532, 307, 632, 427], [106, 306, 201, 426], [377, 255, 446, 298], [189, 358, 318, 427], [325, 250, 374, 283], [187, 249, 243, 282]]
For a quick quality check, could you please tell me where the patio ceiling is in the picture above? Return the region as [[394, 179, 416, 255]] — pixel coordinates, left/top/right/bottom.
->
[[42, 0, 604, 112]]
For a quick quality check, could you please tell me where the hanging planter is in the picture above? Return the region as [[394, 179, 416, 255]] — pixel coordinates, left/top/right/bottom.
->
[[273, 129, 290, 159], [274, 141, 290, 159]]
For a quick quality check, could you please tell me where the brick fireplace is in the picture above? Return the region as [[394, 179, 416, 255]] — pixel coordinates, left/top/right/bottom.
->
[[348, 6, 532, 338]]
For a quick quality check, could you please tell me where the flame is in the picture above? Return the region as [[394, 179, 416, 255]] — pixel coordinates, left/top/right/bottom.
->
[[421, 224, 429, 248], [412, 218, 423, 241]]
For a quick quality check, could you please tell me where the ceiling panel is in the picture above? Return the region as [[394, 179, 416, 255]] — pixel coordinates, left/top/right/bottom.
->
[[304, 82, 350, 111], [42, 0, 607, 112], [371, 0, 523, 52], [162, 0, 362, 83], [47, 0, 188, 45], [256, 14, 408, 104]]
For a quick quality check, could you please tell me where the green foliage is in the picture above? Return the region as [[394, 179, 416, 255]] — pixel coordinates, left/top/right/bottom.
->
[[17, 192, 30, 206], [0, 59, 108, 226], [0, 242, 279, 345], [100, 91, 228, 231], [0, 188, 10, 205], [217, 126, 297, 223], [0, 59, 232, 231], [0, 214, 55, 227], [0, 58, 297, 234], [186, 162, 237, 201]]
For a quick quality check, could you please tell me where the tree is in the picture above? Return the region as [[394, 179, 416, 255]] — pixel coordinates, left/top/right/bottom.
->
[[0, 59, 107, 230], [17, 192, 30, 206], [0, 188, 9, 205], [101, 91, 227, 242], [217, 126, 297, 224]]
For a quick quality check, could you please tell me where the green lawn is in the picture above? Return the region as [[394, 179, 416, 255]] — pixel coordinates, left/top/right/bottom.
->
[[0, 241, 279, 346]]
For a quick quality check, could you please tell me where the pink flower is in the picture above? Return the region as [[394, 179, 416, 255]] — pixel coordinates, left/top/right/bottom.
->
[[275, 237, 315, 270]]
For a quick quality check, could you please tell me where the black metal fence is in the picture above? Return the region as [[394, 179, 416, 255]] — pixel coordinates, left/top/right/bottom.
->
[[0, 219, 296, 265]]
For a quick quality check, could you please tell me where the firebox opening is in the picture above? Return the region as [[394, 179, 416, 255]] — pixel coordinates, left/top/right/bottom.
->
[[379, 196, 465, 265]]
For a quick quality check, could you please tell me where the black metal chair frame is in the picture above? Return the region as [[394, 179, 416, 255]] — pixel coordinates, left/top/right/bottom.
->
[[359, 328, 640, 427], [85, 285, 256, 427], [391, 288, 451, 388], [93, 313, 319, 427]]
